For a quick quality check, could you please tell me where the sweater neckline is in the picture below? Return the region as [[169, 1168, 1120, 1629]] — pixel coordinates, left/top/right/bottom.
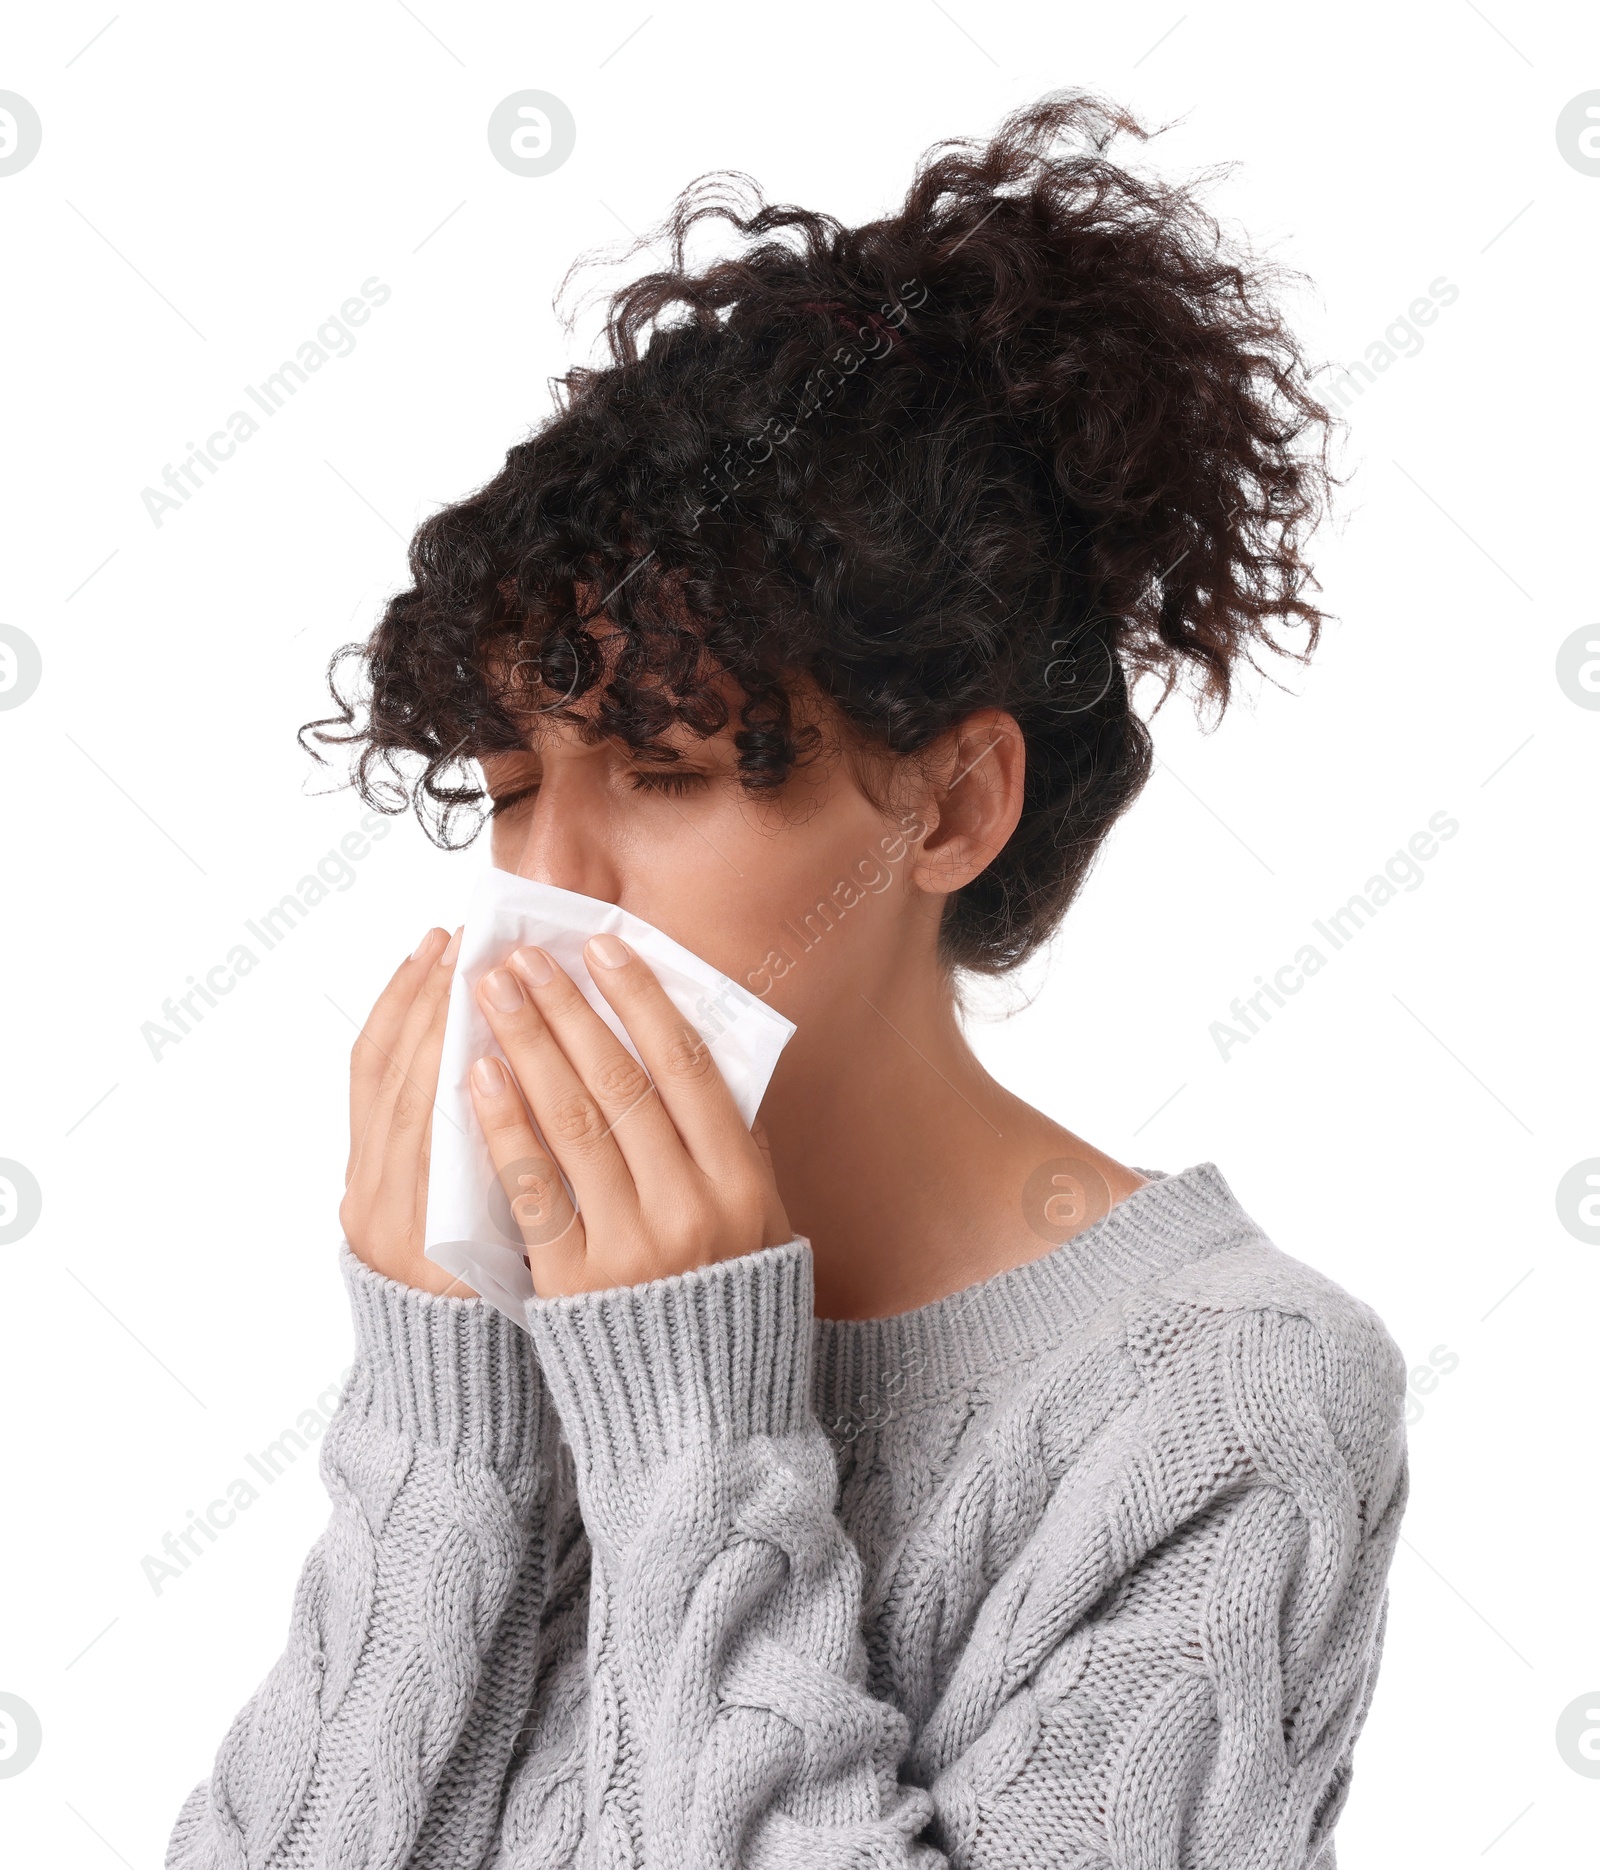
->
[[808, 1160, 1260, 1434]]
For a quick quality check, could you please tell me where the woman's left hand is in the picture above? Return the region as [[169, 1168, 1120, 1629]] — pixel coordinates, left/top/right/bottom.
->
[[467, 933, 793, 1296]]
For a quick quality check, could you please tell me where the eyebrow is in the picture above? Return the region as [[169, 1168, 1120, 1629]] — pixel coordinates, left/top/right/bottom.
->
[[517, 716, 612, 755], [515, 718, 702, 762], [528, 715, 607, 745]]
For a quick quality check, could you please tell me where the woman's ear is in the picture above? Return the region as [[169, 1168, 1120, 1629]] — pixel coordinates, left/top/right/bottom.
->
[[904, 709, 1026, 900]]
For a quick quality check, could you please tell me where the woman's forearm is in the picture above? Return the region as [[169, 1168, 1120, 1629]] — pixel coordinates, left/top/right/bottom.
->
[[165, 1246, 582, 1868]]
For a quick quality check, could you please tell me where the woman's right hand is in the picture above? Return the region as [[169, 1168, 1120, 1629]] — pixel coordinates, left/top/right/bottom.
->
[[340, 924, 477, 1295]]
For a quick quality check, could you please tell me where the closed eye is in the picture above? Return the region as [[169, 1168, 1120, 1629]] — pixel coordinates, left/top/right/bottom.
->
[[488, 783, 539, 818], [627, 769, 708, 796], [489, 770, 709, 813]]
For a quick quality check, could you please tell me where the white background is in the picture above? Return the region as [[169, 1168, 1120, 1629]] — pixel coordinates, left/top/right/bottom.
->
[[1, 1, 1596, 1862]]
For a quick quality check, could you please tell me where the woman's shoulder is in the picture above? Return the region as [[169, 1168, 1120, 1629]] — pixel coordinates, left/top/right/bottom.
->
[[1101, 1159, 1396, 1334], [1063, 1162, 1409, 1479]]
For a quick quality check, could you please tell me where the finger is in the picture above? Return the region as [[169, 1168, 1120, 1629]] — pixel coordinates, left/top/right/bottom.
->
[[467, 1054, 585, 1295], [575, 934, 760, 1182], [504, 944, 688, 1192], [349, 926, 461, 1206], [348, 926, 449, 1183], [473, 959, 643, 1236], [368, 959, 453, 1253]]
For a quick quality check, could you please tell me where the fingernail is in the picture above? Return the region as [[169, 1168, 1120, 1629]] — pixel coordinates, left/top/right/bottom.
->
[[482, 967, 524, 1011], [510, 944, 555, 987], [472, 1056, 508, 1094], [412, 927, 442, 961], [439, 926, 462, 966], [586, 933, 631, 969]]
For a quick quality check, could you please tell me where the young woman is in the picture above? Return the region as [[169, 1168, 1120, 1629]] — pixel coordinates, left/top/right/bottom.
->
[[167, 94, 1407, 1868]]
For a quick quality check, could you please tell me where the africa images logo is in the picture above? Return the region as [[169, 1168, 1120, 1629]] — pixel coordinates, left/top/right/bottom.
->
[[1210, 812, 1459, 1061], [0, 92, 42, 178]]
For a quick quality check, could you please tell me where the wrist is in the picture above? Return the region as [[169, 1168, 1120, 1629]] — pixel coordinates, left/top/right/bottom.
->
[[339, 1239, 549, 1473], [523, 1236, 815, 1485]]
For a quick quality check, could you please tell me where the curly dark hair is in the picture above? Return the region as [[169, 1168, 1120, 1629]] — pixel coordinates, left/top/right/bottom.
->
[[302, 90, 1337, 976]]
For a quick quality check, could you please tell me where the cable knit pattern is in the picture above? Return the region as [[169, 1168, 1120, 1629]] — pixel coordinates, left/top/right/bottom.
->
[[166, 1163, 1408, 1868]]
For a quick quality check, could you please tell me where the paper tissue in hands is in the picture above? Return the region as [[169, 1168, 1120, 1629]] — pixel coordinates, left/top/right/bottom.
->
[[423, 867, 796, 1324]]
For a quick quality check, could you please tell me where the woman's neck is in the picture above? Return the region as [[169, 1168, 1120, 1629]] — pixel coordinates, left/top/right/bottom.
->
[[760, 970, 1143, 1321]]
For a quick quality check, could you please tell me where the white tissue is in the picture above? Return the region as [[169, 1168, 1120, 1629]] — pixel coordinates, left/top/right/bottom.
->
[[423, 867, 796, 1324]]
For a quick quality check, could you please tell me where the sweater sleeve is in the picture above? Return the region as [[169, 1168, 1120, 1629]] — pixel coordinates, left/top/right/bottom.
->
[[521, 1242, 1409, 1870], [164, 1242, 587, 1870], [522, 1238, 944, 1867]]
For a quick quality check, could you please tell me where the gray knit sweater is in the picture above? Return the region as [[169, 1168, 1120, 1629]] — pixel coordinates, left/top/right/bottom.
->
[[166, 1162, 1408, 1868]]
